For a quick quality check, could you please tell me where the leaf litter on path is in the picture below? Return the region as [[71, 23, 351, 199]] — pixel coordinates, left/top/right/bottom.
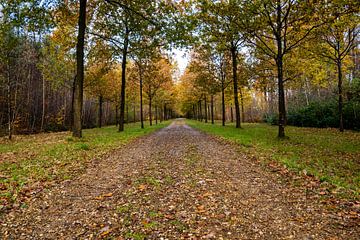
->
[[1, 119, 359, 239]]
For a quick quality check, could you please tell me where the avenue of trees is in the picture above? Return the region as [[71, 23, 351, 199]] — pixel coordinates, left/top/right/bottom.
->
[[0, 0, 183, 139], [177, 0, 359, 137], [0, 0, 359, 139]]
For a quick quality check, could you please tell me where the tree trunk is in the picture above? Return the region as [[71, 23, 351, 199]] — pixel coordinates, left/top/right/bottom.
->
[[98, 95, 103, 128], [204, 96, 208, 123], [155, 105, 158, 124], [199, 100, 202, 122], [41, 77, 46, 132], [7, 62, 12, 140], [140, 70, 144, 129], [149, 95, 152, 126], [211, 95, 214, 124], [239, 86, 245, 122], [119, 24, 129, 132], [221, 83, 226, 126], [72, 0, 87, 138], [164, 103, 167, 121], [277, 56, 286, 138], [337, 60, 344, 132], [230, 44, 241, 128]]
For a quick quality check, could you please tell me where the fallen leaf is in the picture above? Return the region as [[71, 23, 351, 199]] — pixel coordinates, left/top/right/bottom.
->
[[138, 184, 146, 191]]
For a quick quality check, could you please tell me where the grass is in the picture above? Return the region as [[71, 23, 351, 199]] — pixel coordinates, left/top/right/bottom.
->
[[0, 121, 170, 210], [186, 120, 360, 199]]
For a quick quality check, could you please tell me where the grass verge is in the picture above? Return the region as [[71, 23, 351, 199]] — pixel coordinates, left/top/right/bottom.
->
[[0, 121, 170, 211], [186, 120, 360, 200]]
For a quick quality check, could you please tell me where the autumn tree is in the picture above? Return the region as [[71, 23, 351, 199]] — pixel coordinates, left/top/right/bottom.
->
[[314, 14, 359, 132]]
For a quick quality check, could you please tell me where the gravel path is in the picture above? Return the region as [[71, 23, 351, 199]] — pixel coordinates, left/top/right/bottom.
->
[[1, 119, 359, 239]]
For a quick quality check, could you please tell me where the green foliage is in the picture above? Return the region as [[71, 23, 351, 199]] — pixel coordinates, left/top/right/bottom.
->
[[187, 120, 360, 199], [287, 98, 360, 130]]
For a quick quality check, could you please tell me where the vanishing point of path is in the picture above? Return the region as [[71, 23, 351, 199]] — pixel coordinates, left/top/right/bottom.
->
[[1, 119, 359, 239]]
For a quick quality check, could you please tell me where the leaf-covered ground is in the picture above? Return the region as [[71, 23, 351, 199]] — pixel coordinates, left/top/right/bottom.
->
[[0, 122, 169, 212], [1, 119, 359, 239], [187, 120, 360, 200]]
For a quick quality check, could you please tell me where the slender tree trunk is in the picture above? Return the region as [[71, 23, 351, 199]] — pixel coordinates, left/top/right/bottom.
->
[[199, 100, 202, 122], [231, 105, 234, 123], [160, 105, 163, 123], [211, 95, 214, 124], [230, 44, 241, 128], [119, 24, 129, 132], [193, 104, 196, 120], [164, 103, 167, 121], [41, 77, 46, 132], [72, 0, 87, 138], [7, 63, 12, 140], [208, 105, 210, 120], [98, 95, 103, 128], [149, 95, 152, 126], [155, 105, 158, 124], [277, 56, 286, 138], [221, 83, 226, 126], [239, 86, 245, 122], [204, 96, 208, 123], [337, 60, 344, 132], [140, 71, 144, 129]]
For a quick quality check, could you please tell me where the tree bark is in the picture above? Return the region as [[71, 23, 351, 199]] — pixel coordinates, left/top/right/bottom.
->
[[277, 55, 286, 138], [230, 43, 241, 128], [98, 95, 103, 128], [337, 60, 344, 132], [72, 0, 87, 138], [119, 23, 129, 132]]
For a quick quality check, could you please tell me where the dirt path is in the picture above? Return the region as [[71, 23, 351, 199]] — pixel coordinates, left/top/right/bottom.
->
[[1, 119, 359, 239]]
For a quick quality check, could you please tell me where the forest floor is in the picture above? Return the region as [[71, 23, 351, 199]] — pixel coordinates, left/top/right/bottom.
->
[[1, 119, 359, 239]]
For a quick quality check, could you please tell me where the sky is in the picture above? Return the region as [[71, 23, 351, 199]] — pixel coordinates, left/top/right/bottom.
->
[[172, 48, 189, 75]]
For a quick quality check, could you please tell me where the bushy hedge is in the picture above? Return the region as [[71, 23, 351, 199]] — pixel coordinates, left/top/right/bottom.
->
[[264, 99, 360, 130]]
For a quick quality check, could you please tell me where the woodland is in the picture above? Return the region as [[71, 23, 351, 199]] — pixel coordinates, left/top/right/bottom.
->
[[0, 1, 360, 239], [0, 0, 359, 139]]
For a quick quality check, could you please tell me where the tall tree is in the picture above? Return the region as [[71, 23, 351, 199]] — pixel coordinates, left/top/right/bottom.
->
[[315, 14, 359, 132]]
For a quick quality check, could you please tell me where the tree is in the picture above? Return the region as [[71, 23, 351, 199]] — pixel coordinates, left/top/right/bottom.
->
[[72, 0, 87, 138], [315, 14, 359, 132], [196, 0, 244, 128], [143, 57, 173, 126], [238, 0, 332, 137]]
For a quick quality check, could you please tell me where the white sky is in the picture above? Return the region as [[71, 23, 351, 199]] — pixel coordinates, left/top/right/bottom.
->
[[172, 48, 189, 75]]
